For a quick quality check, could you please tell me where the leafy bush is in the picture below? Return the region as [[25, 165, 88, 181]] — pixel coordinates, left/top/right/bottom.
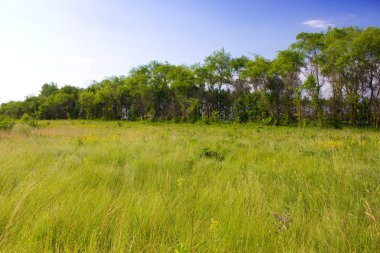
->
[[20, 113, 39, 128], [187, 99, 201, 123], [262, 117, 273, 126], [0, 115, 16, 131], [203, 110, 220, 124], [234, 97, 249, 123]]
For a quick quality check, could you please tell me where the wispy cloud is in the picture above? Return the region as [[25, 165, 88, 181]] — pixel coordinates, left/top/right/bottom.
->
[[67, 56, 94, 64], [302, 19, 335, 29], [341, 14, 356, 21]]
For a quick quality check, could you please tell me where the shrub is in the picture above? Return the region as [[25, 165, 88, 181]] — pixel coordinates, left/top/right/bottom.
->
[[0, 115, 16, 131], [234, 97, 249, 123], [20, 113, 39, 128], [262, 117, 273, 126], [187, 99, 201, 123]]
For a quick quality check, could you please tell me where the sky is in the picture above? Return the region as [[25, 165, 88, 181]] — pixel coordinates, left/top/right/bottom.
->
[[0, 0, 379, 103]]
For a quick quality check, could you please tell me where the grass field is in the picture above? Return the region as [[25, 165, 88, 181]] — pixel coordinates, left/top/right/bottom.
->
[[0, 121, 379, 252]]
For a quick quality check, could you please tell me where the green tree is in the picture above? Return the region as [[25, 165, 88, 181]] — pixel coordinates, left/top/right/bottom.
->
[[79, 90, 96, 119], [167, 65, 198, 121], [234, 97, 249, 123], [0, 101, 25, 118], [242, 55, 271, 92], [272, 50, 303, 125], [241, 56, 273, 123], [39, 83, 58, 97], [230, 56, 249, 96], [292, 32, 326, 125], [204, 48, 232, 119], [187, 99, 201, 123], [350, 27, 380, 127]]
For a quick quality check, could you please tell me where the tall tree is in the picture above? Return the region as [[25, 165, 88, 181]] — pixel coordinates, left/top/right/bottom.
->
[[350, 27, 380, 127], [242, 55, 271, 92], [292, 32, 326, 125], [272, 50, 303, 125], [39, 83, 59, 97], [241, 56, 272, 121], [230, 56, 250, 96], [204, 49, 232, 119], [79, 90, 96, 119]]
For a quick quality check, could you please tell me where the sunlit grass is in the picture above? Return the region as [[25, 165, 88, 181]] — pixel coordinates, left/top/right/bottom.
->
[[0, 121, 379, 252]]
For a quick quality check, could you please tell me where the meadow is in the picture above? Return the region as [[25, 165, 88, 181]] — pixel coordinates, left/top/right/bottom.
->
[[0, 121, 379, 252]]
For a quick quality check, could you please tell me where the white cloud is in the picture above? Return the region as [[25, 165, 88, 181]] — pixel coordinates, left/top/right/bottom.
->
[[302, 19, 335, 29]]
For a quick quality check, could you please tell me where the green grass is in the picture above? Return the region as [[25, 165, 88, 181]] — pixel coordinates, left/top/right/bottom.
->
[[0, 121, 379, 252]]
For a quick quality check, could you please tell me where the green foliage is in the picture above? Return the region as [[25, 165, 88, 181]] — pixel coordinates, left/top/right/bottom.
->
[[234, 97, 249, 123], [187, 99, 201, 123], [241, 55, 271, 91], [20, 113, 39, 128], [209, 110, 220, 123], [204, 48, 232, 90], [0, 101, 25, 118], [0, 115, 16, 131], [1, 26, 379, 128], [79, 90, 96, 119], [38, 86, 80, 119], [303, 75, 316, 90], [272, 49, 303, 76], [39, 82, 58, 97], [261, 116, 273, 126]]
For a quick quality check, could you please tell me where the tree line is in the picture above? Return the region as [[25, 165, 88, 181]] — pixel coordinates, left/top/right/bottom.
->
[[1, 26, 379, 128]]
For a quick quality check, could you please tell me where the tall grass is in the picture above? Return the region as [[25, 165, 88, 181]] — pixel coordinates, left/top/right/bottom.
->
[[0, 121, 379, 252]]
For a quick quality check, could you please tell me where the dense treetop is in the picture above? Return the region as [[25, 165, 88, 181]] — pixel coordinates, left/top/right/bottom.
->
[[1, 27, 379, 128]]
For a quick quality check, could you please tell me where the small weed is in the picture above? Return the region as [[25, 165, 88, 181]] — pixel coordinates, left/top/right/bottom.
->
[[209, 218, 221, 239], [176, 178, 185, 189], [273, 213, 291, 232], [174, 243, 188, 253], [75, 138, 84, 146], [200, 148, 224, 161]]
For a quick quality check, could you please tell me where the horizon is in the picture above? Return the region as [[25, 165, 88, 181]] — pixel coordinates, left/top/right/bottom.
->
[[1, 0, 380, 103]]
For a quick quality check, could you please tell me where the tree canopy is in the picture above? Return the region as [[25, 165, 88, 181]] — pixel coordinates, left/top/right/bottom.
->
[[1, 26, 379, 127]]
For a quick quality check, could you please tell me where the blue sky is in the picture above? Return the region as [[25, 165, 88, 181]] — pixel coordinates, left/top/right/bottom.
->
[[0, 0, 379, 103]]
